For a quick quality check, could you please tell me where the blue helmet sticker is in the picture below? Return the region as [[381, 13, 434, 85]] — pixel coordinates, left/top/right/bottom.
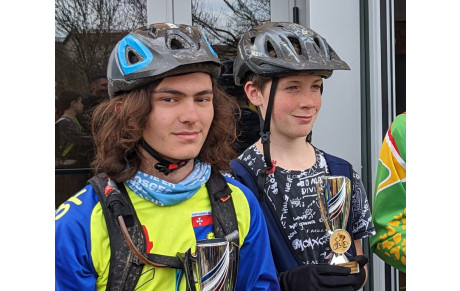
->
[[118, 34, 154, 75], [201, 33, 218, 58]]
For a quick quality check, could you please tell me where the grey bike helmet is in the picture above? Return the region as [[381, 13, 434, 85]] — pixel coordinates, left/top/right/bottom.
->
[[108, 23, 222, 98], [233, 22, 350, 86]]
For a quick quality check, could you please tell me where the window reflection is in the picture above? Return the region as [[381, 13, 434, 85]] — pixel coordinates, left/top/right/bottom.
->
[[192, 0, 270, 59], [55, 0, 147, 208]]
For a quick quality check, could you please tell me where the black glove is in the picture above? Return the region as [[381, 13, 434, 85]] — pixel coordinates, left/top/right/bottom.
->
[[278, 263, 355, 291], [350, 255, 368, 290], [278, 255, 369, 291]]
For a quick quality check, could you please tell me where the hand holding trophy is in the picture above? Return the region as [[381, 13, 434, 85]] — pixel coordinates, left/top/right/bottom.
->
[[316, 176, 359, 274]]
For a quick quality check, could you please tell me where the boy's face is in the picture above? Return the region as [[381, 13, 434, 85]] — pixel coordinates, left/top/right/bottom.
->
[[71, 97, 84, 115], [142, 72, 214, 162], [259, 74, 323, 140]]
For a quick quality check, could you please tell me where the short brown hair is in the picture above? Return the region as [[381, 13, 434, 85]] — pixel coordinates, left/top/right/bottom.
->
[[91, 79, 238, 182], [251, 74, 271, 91]]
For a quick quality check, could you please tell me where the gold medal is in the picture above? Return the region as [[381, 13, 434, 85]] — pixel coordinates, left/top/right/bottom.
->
[[329, 229, 352, 254]]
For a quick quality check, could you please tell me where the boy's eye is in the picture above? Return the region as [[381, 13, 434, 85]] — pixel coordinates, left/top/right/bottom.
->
[[196, 97, 211, 102], [162, 97, 176, 103]]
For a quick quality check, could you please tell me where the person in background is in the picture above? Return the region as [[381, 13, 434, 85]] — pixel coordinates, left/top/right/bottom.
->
[[55, 23, 280, 291], [55, 90, 93, 168], [229, 22, 375, 291], [78, 72, 109, 133], [55, 90, 94, 209], [84, 72, 109, 109], [370, 112, 406, 273]]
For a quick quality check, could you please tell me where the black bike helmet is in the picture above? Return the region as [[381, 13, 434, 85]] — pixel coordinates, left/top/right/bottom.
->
[[233, 22, 350, 86], [108, 23, 222, 98]]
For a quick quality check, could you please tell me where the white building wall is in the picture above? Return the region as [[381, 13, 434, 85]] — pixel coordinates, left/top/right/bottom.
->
[[308, 0, 363, 176], [147, 0, 192, 24]]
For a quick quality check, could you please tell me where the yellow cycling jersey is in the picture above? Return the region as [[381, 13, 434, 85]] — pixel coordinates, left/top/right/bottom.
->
[[55, 176, 280, 290]]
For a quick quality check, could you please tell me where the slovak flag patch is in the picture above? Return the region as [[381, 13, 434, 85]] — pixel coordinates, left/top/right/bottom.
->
[[191, 210, 213, 240]]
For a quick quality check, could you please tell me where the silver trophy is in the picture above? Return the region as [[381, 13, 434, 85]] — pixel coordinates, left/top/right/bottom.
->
[[316, 176, 359, 274], [181, 231, 239, 291]]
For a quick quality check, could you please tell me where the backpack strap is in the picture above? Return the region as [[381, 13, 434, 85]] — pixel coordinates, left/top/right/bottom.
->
[[205, 169, 239, 245], [89, 174, 145, 291]]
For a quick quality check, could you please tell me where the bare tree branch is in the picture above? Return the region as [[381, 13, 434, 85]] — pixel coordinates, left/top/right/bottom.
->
[[191, 0, 270, 59], [55, 0, 147, 94]]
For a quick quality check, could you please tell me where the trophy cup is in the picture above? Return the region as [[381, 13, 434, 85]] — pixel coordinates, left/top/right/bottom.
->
[[181, 231, 239, 291], [316, 176, 359, 274]]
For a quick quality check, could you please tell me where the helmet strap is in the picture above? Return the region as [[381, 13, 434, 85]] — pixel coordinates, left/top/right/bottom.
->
[[140, 138, 190, 176], [260, 77, 278, 173]]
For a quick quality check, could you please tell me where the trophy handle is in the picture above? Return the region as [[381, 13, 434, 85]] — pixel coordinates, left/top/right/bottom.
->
[[228, 241, 239, 290], [179, 248, 198, 291]]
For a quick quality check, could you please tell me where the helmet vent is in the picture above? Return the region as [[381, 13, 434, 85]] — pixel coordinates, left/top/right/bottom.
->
[[250, 37, 256, 45], [128, 51, 139, 63], [313, 36, 330, 58], [167, 35, 191, 50], [266, 41, 277, 58], [313, 37, 321, 53], [288, 37, 301, 55], [126, 46, 144, 65], [170, 38, 184, 49]]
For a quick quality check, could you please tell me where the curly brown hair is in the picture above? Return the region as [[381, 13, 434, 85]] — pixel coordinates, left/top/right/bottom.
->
[[90, 78, 238, 182]]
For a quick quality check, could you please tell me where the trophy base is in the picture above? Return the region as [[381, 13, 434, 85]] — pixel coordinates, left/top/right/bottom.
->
[[329, 253, 360, 274], [337, 260, 359, 274]]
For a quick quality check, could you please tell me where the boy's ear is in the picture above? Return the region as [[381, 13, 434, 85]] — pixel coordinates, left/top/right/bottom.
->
[[244, 81, 263, 107], [114, 101, 124, 113]]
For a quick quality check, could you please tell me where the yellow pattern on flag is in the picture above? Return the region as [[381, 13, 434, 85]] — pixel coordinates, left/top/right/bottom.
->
[[376, 137, 406, 195]]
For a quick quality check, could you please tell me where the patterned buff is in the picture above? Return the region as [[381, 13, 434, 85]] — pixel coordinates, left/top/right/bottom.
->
[[126, 159, 211, 206], [370, 113, 406, 273]]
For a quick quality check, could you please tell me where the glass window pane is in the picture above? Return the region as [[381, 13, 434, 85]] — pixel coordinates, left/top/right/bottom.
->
[[55, 0, 147, 208], [192, 0, 271, 60]]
